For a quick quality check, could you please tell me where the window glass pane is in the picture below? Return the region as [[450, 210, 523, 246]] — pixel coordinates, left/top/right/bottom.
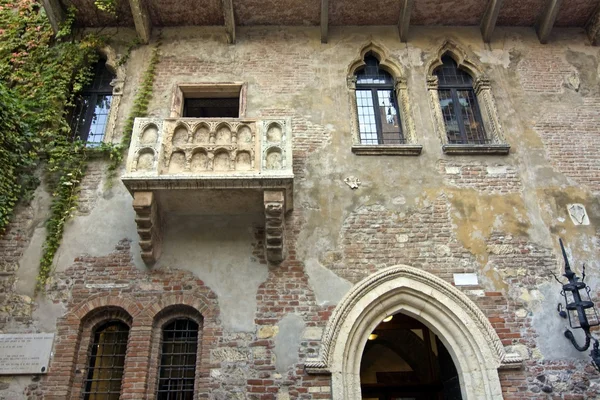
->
[[356, 54, 394, 85], [71, 59, 115, 145], [86, 95, 113, 146], [438, 90, 462, 144], [157, 318, 199, 400], [356, 90, 378, 145], [456, 90, 487, 144], [183, 98, 239, 118], [84, 322, 129, 400], [376, 90, 403, 144], [435, 56, 473, 87], [71, 95, 92, 140]]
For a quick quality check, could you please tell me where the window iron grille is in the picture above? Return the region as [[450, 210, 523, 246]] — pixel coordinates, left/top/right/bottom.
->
[[83, 321, 129, 400], [157, 318, 199, 400], [435, 56, 488, 145]]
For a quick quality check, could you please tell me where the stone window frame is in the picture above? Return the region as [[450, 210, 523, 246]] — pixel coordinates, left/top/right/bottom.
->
[[71, 307, 134, 400], [169, 82, 248, 119], [347, 43, 422, 156], [95, 46, 126, 145], [426, 41, 510, 155], [146, 305, 204, 400]]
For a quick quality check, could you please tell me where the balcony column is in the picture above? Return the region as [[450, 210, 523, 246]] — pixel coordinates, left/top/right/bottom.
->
[[264, 190, 286, 263], [133, 191, 162, 265]]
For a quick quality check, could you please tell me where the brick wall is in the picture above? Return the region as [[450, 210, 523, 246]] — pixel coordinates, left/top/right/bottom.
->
[[437, 160, 523, 194], [331, 195, 477, 283], [0, 202, 36, 328], [536, 98, 600, 194], [517, 47, 575, 93]]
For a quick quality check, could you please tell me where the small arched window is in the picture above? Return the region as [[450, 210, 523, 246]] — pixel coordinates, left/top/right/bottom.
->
[[83, 321, 129, 400], [355, 53, 403, 145], [70, 59, 115, 146], [434, 56, 487, 145], [157, 318, 199, 400]]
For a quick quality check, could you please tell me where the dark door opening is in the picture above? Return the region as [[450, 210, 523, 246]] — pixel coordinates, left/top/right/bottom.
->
[[360, 313, 462, 400]]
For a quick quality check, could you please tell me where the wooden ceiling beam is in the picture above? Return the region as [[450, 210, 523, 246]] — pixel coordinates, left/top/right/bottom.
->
[[585, 3, 600, 46], [41, 0, 65, 34], [480, 0, 504, 43], [535, 0, 563, 44], [223, 0, 236, 44], [398, 0, 414, 42], [321, 0, 329, 43], [129, 0, 152, 44]]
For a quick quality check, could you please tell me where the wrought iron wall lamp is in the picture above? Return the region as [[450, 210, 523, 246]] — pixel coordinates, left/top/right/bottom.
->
[[554, 239, 600, 371]]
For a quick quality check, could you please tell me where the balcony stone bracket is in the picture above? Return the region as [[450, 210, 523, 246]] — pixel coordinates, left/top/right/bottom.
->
[[264, 190, 286, 263], [122, 117, 294, 265], [132, 191, 162, 265]]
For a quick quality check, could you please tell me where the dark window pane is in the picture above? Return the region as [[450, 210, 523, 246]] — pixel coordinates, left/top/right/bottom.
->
[[71, 59, 115, 145], [377, 90, 403, 144], [83, 321, 129, 400], [457, 90, 487, 144], [435, 56, 473, 87], [434, 56, 488, 145], [71, 95, 92, 140], [87, 95, 113, 146], [184, 98, 239, 118], [356, 53, 395, 85], [157, 319, 199, 400], [438, 89, 462, 144]]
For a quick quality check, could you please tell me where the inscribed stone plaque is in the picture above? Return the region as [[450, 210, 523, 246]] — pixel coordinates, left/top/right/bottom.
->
[[0, 333, 54, 374]]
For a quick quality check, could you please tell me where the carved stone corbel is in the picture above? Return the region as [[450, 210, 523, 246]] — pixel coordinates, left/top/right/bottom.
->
[[264, 190, 285, 263], [133, 192, 162, 265]]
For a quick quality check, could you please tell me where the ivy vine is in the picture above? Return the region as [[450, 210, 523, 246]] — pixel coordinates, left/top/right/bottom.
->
[[105, 43, 160, 181], [0, 0, 105, 289], [0, 0, 160, 289]]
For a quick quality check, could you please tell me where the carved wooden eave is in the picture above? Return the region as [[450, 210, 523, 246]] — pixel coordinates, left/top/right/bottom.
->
[[44, 0, 597, 46], [121, 117, 294, 265], [480, 0, 504, 43]]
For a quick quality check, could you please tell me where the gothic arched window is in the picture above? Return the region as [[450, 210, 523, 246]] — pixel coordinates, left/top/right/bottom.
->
[[434, 56, 487, 145], [83, 321, 130, 400], [70, 59, 115, 146], [156, 318, 199, 400], [355, 53, 403, 145]]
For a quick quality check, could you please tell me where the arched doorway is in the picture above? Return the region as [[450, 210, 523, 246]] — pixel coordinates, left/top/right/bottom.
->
[[304, 265, 522, 400], [360, 312, 462, 400]]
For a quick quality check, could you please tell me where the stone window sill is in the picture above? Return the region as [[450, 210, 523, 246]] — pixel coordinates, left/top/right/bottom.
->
[[352, 144, 423, 156], [442, 144, 510, 155]]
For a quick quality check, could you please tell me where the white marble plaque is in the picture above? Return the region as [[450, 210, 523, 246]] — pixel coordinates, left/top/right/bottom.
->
[[0, 333, 54, 374], [453, 273, 479, 286]]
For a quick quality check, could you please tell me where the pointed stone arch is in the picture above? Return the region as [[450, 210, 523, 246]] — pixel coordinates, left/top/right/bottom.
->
[[347, 43, 420, 154], [347, 42, 405, 81], [305, 265, 522, 399], [426, 40, 485, 79], [426, 41, 509, 154]]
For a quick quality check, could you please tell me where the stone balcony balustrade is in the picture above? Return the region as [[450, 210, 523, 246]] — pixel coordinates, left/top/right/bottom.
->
[[121, 117, 294, 265]]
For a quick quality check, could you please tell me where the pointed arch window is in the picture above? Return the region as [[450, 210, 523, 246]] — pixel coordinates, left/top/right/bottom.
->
[[426, 44, 510, 155], [70, 59, 115, 146], [156, 318, 199, 399], [355, 53, 403, 145], [434, 56, 487, 145], [83, 321, 129, 400]]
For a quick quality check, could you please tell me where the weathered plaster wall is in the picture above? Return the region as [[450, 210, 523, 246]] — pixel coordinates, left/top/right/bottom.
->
[[0, 25, 599, 399]]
